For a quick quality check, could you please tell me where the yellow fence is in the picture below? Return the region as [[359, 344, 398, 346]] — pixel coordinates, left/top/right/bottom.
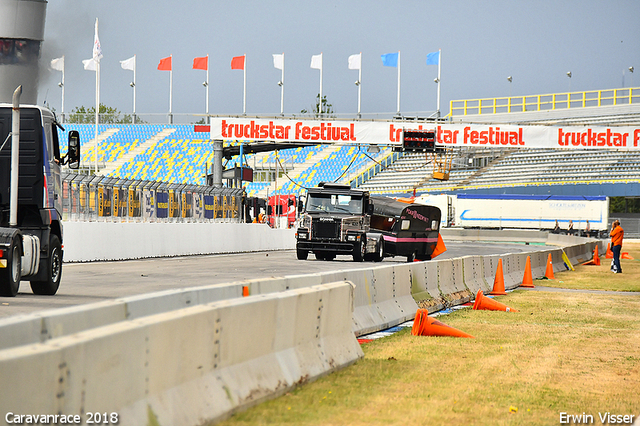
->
[[449, 87, 640, 116]]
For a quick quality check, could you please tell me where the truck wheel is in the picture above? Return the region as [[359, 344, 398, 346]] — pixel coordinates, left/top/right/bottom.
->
[[30, 235, 62, 295], [296, 249, 309, 260], [353, 235, 366, 262], [374, 239, 385, 262], [0, 234, 22, 297]]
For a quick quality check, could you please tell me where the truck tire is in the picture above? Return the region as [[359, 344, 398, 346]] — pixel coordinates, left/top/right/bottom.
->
[[0, 234, 22, 297], [30, 235, 62, 295], [296, 248, 309, 260], [373, 239, 385, 262], [353, 235, 366, 262]]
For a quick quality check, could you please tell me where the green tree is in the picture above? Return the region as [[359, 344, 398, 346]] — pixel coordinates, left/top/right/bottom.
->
[[301, 94, 335, 118], [68, 104, 134, 124]]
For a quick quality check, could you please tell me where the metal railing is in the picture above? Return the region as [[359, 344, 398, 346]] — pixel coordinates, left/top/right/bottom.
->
[[61, 173, 243, 223], [449, 87, 640, 116]]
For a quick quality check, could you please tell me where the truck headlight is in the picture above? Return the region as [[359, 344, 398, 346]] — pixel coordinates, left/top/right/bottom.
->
[[346, 234, 357, 242], [297, 230, 308, 240]]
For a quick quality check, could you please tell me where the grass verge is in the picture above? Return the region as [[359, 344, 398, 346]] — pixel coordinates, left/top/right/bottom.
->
[[216, 243, 640, 426]]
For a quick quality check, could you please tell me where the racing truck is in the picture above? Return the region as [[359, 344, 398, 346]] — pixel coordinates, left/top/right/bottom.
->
[[295, 182, 442, 262], [0, 86, 80, 296]]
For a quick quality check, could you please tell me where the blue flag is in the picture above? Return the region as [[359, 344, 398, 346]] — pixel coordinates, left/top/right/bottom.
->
[[426, 51, 440, 65], [381, 52, 398, 67]]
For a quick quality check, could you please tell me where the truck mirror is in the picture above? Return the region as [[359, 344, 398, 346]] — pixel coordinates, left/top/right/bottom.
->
[[288, 198, 294, 207], [67, 130, 80, 169], [298, 199, 304, 213], [367, 204, 374, 215]]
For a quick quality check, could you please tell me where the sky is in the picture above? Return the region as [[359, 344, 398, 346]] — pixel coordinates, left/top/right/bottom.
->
[[37, 0, 640, 121]]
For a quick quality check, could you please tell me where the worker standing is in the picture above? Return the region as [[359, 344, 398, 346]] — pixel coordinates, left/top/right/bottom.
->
[[609, 220, 624, 274]]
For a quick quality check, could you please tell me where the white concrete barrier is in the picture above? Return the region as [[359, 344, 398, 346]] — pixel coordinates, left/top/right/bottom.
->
[[63, 222, 296, 262], [0, 282, 363, 426]]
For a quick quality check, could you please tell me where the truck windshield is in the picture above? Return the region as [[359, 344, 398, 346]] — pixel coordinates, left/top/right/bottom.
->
[[306, 193, 363, 215]]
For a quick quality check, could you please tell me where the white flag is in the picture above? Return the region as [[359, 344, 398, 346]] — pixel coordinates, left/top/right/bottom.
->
[[82, 58, 97, 71], [50, 56, 64, 71], [348, 53, 361, 70], [310, 53, 322, 70], [92, 18, 103, 62], [272, 53, 284, 70], [120, 56, 135, 71]]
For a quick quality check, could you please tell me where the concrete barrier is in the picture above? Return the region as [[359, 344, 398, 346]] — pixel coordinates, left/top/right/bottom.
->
[[63, 222, 296, 262], [0, 282, 363, 426]]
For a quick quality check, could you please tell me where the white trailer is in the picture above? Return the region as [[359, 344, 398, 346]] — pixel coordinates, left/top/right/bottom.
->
[[454, 194, 609, 233]]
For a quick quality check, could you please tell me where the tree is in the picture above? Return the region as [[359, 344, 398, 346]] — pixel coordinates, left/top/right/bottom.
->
[[67, 104, 135, 124], [301, 94, 335, 118]]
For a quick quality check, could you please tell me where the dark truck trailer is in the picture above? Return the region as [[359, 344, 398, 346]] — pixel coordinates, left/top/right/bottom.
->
[[295, 183, 442, 262], [0, 91, 79, 296]]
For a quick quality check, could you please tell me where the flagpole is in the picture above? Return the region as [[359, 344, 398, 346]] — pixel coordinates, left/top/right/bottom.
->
[[280, 53, 284, 115], [133, 55, 137, 123], [397, 51, 401, 115], [436, 49, 442, 118], [319, 52, 323, 115], [205, 54, 210, 118], [357, 52, 362, 118], [94, 20, 100, 174], [243, 54, 246, 115], [61, 56, 65, 123], [169, 54, 173, 124]]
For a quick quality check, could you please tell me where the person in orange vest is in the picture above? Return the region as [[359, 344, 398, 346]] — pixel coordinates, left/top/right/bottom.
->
[[610, 220, 624, 274]]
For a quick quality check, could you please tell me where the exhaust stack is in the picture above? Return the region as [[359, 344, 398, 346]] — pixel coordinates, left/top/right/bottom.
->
[[10, 85, 21, 227]]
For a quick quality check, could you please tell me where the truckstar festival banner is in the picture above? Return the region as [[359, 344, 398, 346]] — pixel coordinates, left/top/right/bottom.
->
[[209, 118, 640, 150]]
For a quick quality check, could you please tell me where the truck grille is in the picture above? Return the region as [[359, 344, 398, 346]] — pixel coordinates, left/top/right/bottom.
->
[[312, 219, 340, 239]]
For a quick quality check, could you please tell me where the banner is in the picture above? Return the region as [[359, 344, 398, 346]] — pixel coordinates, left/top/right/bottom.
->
[[209, 117, 640, 150]]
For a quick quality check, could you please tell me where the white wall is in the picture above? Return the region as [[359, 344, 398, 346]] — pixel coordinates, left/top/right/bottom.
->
[[63, 222, 296, 262]]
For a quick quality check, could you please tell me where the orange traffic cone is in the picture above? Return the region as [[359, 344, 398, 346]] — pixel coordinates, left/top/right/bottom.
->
[[489, 258, 507, 295], [545, 253, 555, 279], [605, 243, 613, 259], [242, 286, 250, 297], [520, 255, 535, 288], [473, 290, 519, 312], [583, 245, 601, 266], [411, 309, 427, 336], [622, 252, 634, 260], [416, 313, 474, 338]]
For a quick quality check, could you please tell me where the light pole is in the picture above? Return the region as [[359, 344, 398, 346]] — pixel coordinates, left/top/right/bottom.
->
[[629, 67, 635, 87], [507, 76, 512, 97]]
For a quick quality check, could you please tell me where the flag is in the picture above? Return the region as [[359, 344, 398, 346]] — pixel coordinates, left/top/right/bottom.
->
[[426, 51, 440, 65], [92, 18, 102, 62], [50, 57, 64, 71], [231, 55, 245, 70], [193, 56, 208, 70], [348, 53, 361, 70], [381, 52, 398, 67], [82, 58, 97, 71], [310, 54, 322, 70], [120, 56, 135, 71], [158, 56, 172, 71], [273, 53, 284, 70]]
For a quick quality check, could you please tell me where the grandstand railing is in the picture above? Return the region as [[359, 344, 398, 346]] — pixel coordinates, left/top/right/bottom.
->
[[349, 151, 401, 188], [61, 173, 243, 223], [449, 87, 640, 116]]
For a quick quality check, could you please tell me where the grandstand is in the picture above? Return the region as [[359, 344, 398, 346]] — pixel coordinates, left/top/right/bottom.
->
[[57, 86, 640, 224]]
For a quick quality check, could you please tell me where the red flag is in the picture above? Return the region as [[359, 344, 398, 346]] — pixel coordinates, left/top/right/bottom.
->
[[231, 55, 245, 70], [193, 56, 208, 70], [157, 56, 172, 71]]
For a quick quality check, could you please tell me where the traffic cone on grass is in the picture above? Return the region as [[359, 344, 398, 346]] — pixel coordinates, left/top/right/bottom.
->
[[520, 255, 535, 288], [489, 258, 507, 295], [544, 253, 555, 279], [411, 309, 474, 338], [583, 245, 601, 266], [622, 252, 634, 260], [473, 290, 519, 312], [605, 243, 613, 259]]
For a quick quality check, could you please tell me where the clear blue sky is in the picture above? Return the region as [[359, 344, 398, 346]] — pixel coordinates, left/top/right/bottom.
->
[[38, 0, 640, 119]]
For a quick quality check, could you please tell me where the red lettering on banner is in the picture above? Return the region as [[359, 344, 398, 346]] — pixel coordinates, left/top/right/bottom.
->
[[437, 125, 459, 144], [388, 124, 402, 142], [463, 126, 524, 145], [634, 129, 640, 147], [558, 128, 629, 148]]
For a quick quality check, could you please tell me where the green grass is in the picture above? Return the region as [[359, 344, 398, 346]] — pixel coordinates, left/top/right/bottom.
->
[[215, 243, 640, 426]]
